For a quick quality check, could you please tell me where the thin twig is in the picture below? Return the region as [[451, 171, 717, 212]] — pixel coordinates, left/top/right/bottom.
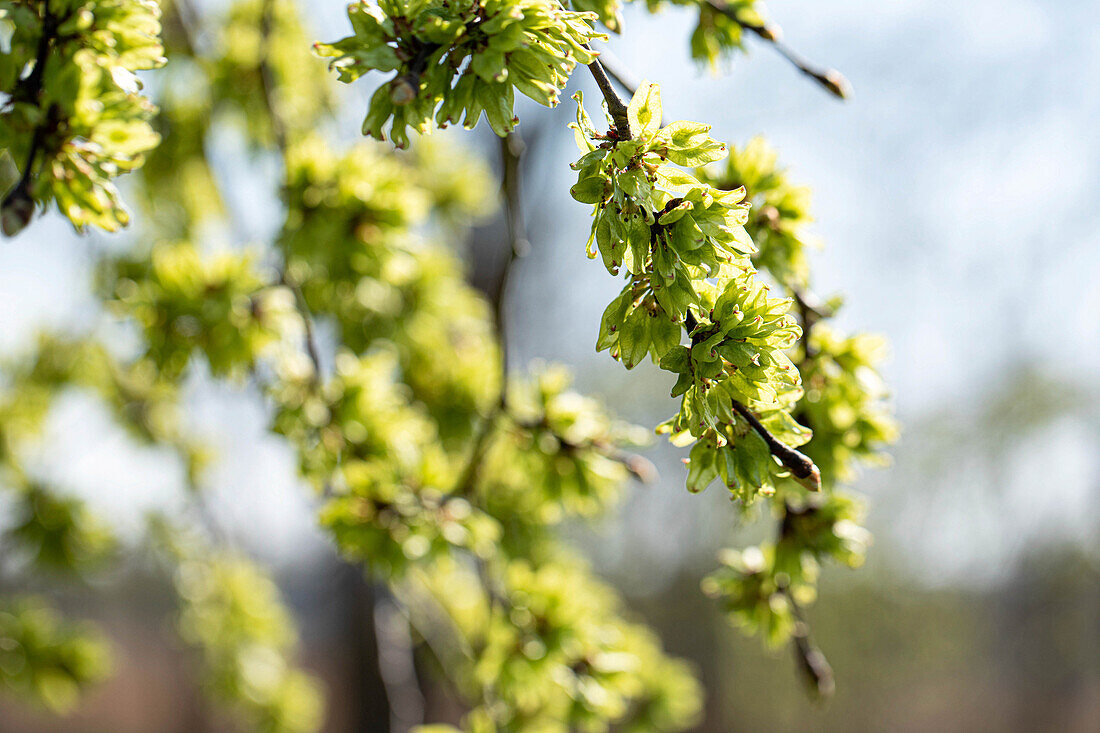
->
[[594, 48, 640, 98], [508, 419, 657, 484], [705, 1, 852, 99], [373, 595, 426, 731], [2, 6, 61, 235], [584, 49, 632, 138], [258, 0, 289, 154], [452, 131, 530, 494], [256, 0, 325, 385], [731, 399, 820, 491], [453, 412, 498, 495], [279, 270, 324, 383], [494, 131, 529, 380], [792, 287, 833, 359], [779, 581, 835, 698]]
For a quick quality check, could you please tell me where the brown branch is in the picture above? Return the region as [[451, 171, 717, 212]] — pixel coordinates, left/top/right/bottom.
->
[[453, 411, 499, 496], [373, 595, 426, 729], [494, 131, 529, 380], [731, 399, 820, 491], [706, 1, 852, 99], [584, 47, 632, 139], [792, 286, 834, 359], [512, 418, 658, 484], [255, 0, 326, 387]]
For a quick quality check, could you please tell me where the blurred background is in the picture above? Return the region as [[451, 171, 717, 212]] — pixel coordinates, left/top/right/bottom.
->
[[2, 0, 1098, 731]]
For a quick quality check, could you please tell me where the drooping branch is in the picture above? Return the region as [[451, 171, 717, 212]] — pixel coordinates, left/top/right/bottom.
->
[[682, 308, 821, 491], [706, 1, 852, 99], [509, 419, 658, 484], [373, 594, 427, 729], [278, 270, 325, 385]]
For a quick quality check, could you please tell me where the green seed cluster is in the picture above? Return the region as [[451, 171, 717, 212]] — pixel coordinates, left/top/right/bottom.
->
[[700, 135, 816, 290], [571, 82, 809, 503], [103, 242, 289, 381], [693, 143, 897, 654], [702, 492, 871, 646], [316, 0, 604, 146], [413, 557, 703, 732], [0, 0, 165, 234]]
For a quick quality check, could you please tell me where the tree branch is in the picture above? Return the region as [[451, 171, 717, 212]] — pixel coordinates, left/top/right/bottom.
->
[[373, 594, 426, 731], [706, 1, 852, 99], [594, 48, 641, 99], [584, 48, 632, 139], [2, 6, 61, 236], [780, 582, 835, 697], [255, 0, 326, 386], [730, 399, 820, 491], [259, 0, 289, 154], [452, 131, 530, 494], [494, 131, 529, 380], [509, 418, 658, 484], [279, 270, 324, 384], [390, 41, 442, 105]]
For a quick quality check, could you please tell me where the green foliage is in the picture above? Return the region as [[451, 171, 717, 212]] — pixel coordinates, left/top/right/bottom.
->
[[7, 484, 116, 572], [700, 135, 815, 290], [162, 528, 324, 733], [0, 0, 165, 234], [798, 326, 899, 485], [413, 556, 703, 732], [310, 352, 503, 576], [689, 140, 896, 654], [316, 0, 604, 145], [277, 135, 499, 442], [568, 0, 622, 34], [702, 492, 870, 646], [571, 82, 809, 502], [210, 0, 332, 145], [478, 367, 648, 527], [104, 241, 290, 380], [0, 597, 112, 712]]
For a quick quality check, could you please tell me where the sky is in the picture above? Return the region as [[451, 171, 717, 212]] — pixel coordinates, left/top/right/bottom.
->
[[1, 0, 1097, 590]]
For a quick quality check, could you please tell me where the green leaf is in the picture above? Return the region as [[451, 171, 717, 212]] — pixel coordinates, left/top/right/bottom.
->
[[619, 306, 651, 369], [627, 80, 662, 138]]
